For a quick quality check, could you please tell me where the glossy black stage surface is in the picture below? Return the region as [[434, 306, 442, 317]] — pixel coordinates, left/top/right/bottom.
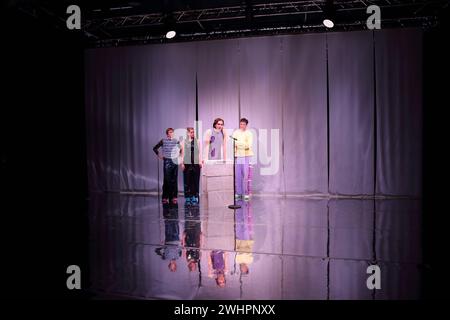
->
[[88, 194, 422, 300]]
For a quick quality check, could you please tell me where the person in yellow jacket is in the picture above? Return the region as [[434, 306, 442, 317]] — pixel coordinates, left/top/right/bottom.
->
[[232, 118, 253, 200]]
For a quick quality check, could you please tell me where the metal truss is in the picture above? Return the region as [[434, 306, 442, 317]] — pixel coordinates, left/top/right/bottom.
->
[[12, 0, 450, 46]]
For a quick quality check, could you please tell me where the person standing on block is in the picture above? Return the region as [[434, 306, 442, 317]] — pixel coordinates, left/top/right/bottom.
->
[[181, 127, 203, 205], [153, 128, 181, 205], [232, 118, 253, 200], [204, 118, 227, 161]]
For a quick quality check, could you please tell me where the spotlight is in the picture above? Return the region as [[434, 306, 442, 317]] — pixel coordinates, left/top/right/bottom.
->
[[323, 0, 336, 29], [323, 18, 334, 28], [166, 30, 176, 39], [163, 14, 177, 39]]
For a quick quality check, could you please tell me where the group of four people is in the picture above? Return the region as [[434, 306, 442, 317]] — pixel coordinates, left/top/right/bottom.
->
[[153, 118, 253, 205]]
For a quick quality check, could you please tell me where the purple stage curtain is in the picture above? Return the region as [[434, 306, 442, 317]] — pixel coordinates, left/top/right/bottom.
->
[[282, 33, 328, 194], [375, 29, 423, 196], [85, 48, 122, 192], [328, 31, 375, 196]]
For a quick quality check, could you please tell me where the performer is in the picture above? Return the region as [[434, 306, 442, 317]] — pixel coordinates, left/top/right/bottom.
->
[[204, 118, 227, 160], [153, 128, 181, 204], [232, 118, 253, 200], [181, 127, 203, 205]]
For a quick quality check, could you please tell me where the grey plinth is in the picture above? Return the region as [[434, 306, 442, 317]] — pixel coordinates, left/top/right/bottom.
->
[[201, 160, 234, 208]]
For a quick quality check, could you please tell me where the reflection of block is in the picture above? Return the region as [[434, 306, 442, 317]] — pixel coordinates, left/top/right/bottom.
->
[[203, 206, 235, 250], [204, 190, 234, 208]]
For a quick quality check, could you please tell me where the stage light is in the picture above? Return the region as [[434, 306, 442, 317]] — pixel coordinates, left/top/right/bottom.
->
[[166, 30, 176, 39], [163, 14, 177, 39], [323, 18, 334, 28], [323, 0, 335, 29]]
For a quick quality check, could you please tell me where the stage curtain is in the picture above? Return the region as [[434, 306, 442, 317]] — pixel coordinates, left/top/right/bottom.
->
[[85, 30, 422, 197], [328, 31, 375, 196], [282, 33, 328, 194], [375, 29, 423, 196], [85, 48, 122, 192]]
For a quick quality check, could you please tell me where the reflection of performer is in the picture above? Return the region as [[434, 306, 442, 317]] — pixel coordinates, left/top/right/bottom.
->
[[234, 200, 254, 275], [232, 118, 253, 200], [182, 204, 202, 272], [208, 250, 228, 288], [155, 203, 181, 272], [204, 118, 227, 160], [181, 127, 203, 205]]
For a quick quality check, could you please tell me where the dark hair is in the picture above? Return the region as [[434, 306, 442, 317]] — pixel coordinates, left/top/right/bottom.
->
[[213, 118, 225, 129], [239, 118, 248, 125], [166, 127, 174, 135]]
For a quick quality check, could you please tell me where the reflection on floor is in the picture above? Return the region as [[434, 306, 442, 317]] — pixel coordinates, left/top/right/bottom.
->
[[88, 194, 423, 300]]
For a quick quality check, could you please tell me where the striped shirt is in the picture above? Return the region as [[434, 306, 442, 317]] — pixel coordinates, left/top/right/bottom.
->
[[153, 137, 180, 159]]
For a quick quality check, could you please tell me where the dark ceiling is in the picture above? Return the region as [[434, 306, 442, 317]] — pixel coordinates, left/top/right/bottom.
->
[[7, 0, 450, 47]]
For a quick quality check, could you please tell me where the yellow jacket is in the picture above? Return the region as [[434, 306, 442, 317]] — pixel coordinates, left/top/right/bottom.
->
[[235, 239, 254, 264], [232, 129, 254, 157]]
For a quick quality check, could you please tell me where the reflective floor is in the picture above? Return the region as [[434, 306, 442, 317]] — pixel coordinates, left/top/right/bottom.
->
[[88, 194, 423, 300]]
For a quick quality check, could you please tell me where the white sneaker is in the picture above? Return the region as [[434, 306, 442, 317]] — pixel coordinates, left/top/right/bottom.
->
[[243, 195, 250, 201]]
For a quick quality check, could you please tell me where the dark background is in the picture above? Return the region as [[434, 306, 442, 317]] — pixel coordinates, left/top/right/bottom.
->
[[2, 5, 89, 299], [1, 3, 449, 300]]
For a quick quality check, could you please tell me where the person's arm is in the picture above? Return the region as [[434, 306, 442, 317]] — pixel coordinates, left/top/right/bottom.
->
[[197, 139, 203, 167], [223, 251, 228, 273], [181, 231, 186, 247], [153, 139, 164, 159], [204, 129, 211, 161], [177, 140, 183, 165], [234, 131, 245, 149], [208, 253, 213, 277], [222, 129, 227, 160], [180, 141, 185, 170], [199, 231, 204, 248], [245, 130, 253, 150]]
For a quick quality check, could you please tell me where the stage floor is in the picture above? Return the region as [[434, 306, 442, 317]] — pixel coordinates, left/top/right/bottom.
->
[[88, 194, 423, 300]]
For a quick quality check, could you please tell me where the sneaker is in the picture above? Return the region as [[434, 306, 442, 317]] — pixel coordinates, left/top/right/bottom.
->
[[191, 196, 199, 204], [172, 198, 178, 204], [185, 197, 192, 205], [162, 198, 169, 204], [243, 195, 250, 201], [235, 194, 242, 199]]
